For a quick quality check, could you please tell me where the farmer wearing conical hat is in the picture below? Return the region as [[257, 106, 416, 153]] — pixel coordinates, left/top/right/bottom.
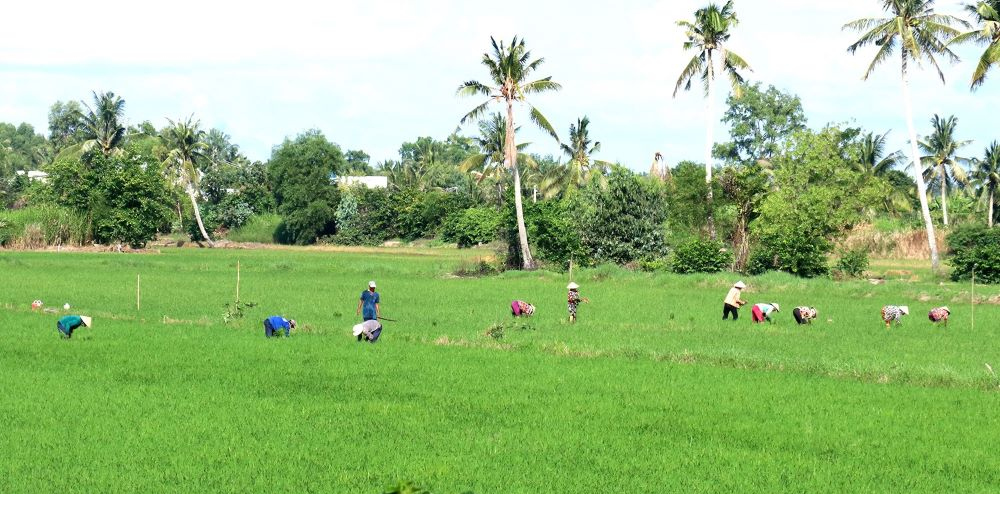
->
[[57, 315, 91, 339], [567, 282, 589, 323], [751, 303, 780, 324], [928, 306, 951, 326], [881, 305, 909, 328], [723, 281, 748, 321]]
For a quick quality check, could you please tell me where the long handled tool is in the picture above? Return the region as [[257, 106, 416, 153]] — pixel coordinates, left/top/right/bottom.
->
[[378, 317, 398, 322]]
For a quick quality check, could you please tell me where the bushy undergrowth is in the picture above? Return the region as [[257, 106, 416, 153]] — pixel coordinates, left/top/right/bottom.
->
[[228, 213, 283, 243], [0, 206, 88, 248], [671, 239, 732, 274]]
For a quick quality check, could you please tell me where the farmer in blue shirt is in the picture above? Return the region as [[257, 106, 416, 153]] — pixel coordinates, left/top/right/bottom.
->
[[57, 315, 92, 339], [356, 281, 381, 321], [263, 315, 296, 337]]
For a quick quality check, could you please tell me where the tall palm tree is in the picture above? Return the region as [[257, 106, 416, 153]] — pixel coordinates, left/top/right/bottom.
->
[[951, 1, 1000, 90], [458, 113, 533, 205], [79, 91, 127, 156], [844, 0, 967, 272], [552, 116, 609, 192], [918, 114, 972, 226], [161, 116, 214, 247], [458, 36, 561, 270], [854, 131, 913, 212], [972, 141, 1000, 226], [674, 0, 753, 241]]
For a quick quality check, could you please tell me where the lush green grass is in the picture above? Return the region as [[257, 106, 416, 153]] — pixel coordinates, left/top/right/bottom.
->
[[226, 213, 282, 244], [0, 247, 998, 493]]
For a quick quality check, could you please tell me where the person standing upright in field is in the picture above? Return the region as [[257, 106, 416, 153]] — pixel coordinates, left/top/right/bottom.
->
[[567, 282, 589, 323], [357, 281, 381, 322], [723, 281, 747, 320]]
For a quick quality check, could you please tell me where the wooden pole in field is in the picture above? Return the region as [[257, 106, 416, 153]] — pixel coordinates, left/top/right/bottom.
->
[[569, 258, 574, 284], [137, 273, 141, 311], [236, 259, 241, 304], [971, 267, 976, 330]]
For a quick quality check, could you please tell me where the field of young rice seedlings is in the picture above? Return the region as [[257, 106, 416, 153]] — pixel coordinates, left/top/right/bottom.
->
[[0, 247, 998, 493]]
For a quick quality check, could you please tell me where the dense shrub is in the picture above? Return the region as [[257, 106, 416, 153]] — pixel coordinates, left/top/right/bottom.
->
[[503, 197, 583, 268], [948, 225, 1000, 283], [442, 207, 501, 248], [834, 248, 870, 278], [671, 239, 732, 274], [46, 149, 172, 248], [334, 188, 395, 245], [394, 190, 468, 241], [578, 168, 668, 265], [269, 130, 344, 244], [228, 213, 283, 243]]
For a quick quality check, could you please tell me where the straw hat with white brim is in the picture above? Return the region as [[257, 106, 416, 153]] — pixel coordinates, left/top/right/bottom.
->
[[567, 282, 579, 290], [368, 281, 376, 288], [772, 303, 780, 312], [352, 323, 364, 336], [734, 281, 747, 289], [900, 306, 910, 315], [81, 316, 93, 327]]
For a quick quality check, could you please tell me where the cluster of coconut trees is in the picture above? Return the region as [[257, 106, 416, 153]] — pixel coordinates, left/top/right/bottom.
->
[[459, 0, 1000, 270]]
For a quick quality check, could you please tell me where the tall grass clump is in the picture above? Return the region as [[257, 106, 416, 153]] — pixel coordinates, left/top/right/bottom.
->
[[227, 213, 282, 244], [0, 206, 88, 248]]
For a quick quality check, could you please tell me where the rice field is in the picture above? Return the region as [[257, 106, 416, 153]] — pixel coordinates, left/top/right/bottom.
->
[[0, 247, 998, 493]]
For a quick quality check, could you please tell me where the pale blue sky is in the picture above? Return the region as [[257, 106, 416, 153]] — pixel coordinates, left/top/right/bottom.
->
[[1, 0, 997, 171]]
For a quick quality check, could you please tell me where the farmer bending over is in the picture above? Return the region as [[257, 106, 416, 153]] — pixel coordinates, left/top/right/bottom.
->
[[57, 315, 92, 339], [793, 306, 818, 325], [357, 281, 381, 321], [723, 281, 747, 320], [751, 303, 780, 324], [354, 320, 382, 343], [511, 300, 535, 317], [881, 305, 909, 328], [264, 315, 296, 337], [928, 306, 950, 326]]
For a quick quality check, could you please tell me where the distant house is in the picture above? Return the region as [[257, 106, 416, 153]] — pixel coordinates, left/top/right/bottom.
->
[[337, 175, 388, 189], [17, 170, 49, 183]]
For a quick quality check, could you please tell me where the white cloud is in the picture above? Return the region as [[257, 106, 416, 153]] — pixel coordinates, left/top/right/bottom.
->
[[0, 0, 997, 169]]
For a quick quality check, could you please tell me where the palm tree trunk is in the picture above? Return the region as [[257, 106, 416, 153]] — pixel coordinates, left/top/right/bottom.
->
[[188, 186, 215, 248], [989, 187, 994, 228], [705, 49, 717, 241], [901, 65, 939, 272], [940, 165, 949, 226], [507, 98, 534, 269]]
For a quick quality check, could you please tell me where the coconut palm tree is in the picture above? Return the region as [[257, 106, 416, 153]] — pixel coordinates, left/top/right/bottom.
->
[[972, 141, 1000, 226], [161, 116, 214, 247], [79, 91, 127, 156], [458, 113, 534, 205], [844, 0, 967, 272], [918, 114, 972, 226], [856, 131, 905, 176], [951, 1, 1000, 90], [674, 0, 753, 241], [854, 131, 913, 212], [458, 36, 561, 270], [551, 116, 609, 192]]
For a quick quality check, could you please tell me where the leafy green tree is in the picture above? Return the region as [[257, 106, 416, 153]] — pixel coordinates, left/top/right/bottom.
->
[[578, 167, 668, 265], [721, 164, 770, 271], [844, 0, 968, 272], [345, 150, 373, 175], [47, 148, 171, 247], [713, 82, 806, 165], [47, 101, 87, 153], [951, 1, 1000, 90], [918, 114, 972, 226], [674, 0, 753, 241], [665, 161, 715, 240], [751, 128, 888, 277], [268, 130, 344, 244], [711, 81, 804, 269], [458, 36, 562, 270], [0, 123, 50, 174]]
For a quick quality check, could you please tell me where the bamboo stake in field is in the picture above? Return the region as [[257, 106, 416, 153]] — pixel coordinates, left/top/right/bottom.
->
[[236, 259, 241, 304], [569, 258, 574, 284], [137, 273, 141, 311], [970, 266, 976, 330]]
